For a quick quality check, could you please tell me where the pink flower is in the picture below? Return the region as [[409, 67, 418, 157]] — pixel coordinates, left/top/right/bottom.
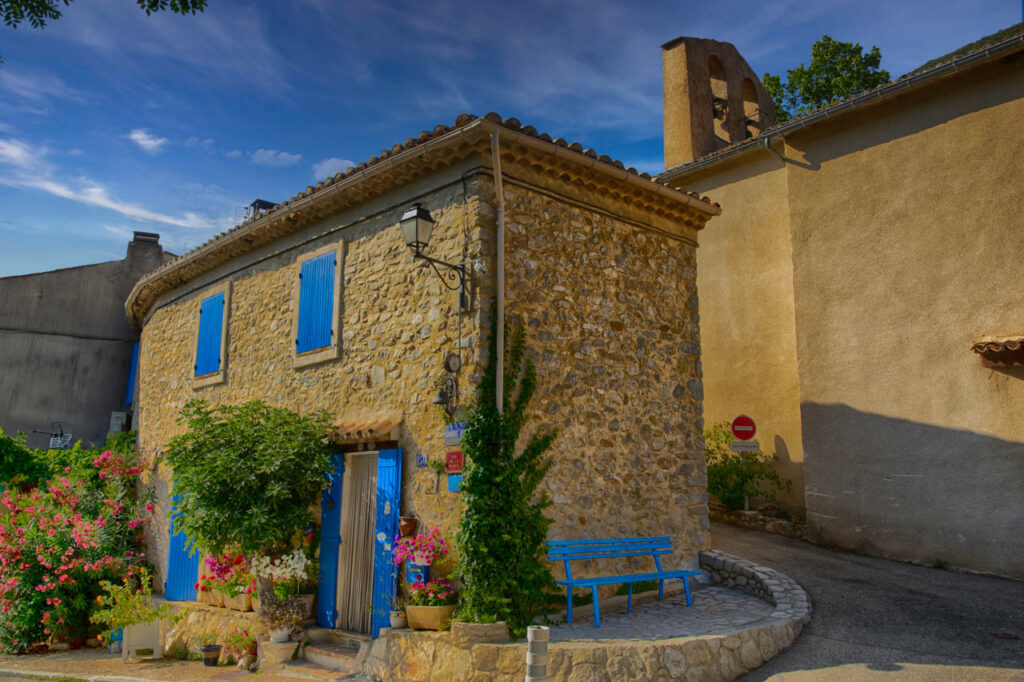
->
[[145, 502, 155, 512]]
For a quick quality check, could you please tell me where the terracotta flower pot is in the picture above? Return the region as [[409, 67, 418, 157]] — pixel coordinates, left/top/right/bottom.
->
[[406, 605, 455, 631], [399, 516, 419, 537]]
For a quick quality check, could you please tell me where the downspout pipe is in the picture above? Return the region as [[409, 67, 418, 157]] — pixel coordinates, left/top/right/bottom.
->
[[491, 131, 505, 416]]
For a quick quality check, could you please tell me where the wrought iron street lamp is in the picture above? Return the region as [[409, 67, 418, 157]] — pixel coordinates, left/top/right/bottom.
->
[[399, 203, 467, 291]]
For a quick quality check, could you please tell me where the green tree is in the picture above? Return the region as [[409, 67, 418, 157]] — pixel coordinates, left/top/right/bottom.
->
[[704, 421, 787, 511], [763, 35, 890, 122], [455, 311, 557, 636], [1, 0, 205, 29], [163, 400, 333, 558]]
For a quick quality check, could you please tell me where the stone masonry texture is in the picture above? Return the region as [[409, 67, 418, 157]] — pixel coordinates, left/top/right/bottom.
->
[[136, 157, 712, 590]]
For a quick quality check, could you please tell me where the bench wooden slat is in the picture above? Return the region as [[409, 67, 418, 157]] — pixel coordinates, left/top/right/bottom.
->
[[558, 569, 700, 586], [547, 536, 671, 547], [547, 548, 674, 562]]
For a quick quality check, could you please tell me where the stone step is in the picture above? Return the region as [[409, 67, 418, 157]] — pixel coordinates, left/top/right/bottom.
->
[[305, 626, 372, 650], [279, 658, 361, 680], [302, 643, 360, 674]]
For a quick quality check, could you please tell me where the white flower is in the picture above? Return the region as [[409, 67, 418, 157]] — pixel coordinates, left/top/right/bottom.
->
[[251, 549, 309, 581]]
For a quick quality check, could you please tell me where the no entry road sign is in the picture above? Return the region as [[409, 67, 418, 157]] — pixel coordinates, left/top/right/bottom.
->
[[731, 415, 756, 441]]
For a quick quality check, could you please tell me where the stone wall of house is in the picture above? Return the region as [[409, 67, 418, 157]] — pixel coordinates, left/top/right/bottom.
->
[[490, 176, 710, 574], [137, 178, 486, 588], [137, 162, 711, 591]]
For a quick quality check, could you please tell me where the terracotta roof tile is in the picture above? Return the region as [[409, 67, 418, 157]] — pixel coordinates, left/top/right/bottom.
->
[[149, 112, 712, 279]]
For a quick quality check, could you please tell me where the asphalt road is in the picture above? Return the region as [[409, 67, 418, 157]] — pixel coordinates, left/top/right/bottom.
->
[[711, 521, 1024, 681]]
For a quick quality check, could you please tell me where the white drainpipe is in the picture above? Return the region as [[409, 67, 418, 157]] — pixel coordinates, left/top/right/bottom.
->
[[491, 131, 505, 415]]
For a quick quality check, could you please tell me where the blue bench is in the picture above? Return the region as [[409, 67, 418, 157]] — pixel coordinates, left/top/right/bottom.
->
[[546, 536, 701, 628]]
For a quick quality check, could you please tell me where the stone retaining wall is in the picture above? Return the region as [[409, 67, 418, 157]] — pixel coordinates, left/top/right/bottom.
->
[[357, 552, 810, 681], [708, 505, 808, 541], [164, 602, 260, 662]]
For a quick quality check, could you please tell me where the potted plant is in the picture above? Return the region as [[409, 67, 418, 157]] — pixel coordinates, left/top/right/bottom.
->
[[258, 596, 306, 643], [223, 628, 258, 669], [406, 578, 457, 631], [390, 596, 407, 629], [393, 527, 449, 568], [197, 633, 222, 667], [254, 548, 314, 620], [90, 567, 171, 661], [196, 574, 223, 607]]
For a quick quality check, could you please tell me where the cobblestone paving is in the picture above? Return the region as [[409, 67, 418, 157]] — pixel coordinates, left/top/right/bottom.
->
[[549, 584, 774, 642]]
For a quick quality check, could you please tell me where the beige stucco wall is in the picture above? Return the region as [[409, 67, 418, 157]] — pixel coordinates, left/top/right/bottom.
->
[[137, 161, 712, 590], [667, 53, 1024, 578], [676, 151, 806, 512], [784, 56, 1024, 577]]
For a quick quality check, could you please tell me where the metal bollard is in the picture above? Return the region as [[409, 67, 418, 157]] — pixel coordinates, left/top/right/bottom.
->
[[525, 625, 549, 682]]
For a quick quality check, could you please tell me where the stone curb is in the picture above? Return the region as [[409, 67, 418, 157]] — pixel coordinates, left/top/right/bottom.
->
[[699, 548, 812, 627]]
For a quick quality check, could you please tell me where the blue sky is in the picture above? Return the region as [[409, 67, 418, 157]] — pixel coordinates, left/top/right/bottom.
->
[[0, 0, 1018, 276]]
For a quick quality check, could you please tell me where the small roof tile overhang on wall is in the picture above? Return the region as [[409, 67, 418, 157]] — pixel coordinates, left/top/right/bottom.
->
[[972, 336, 1024, 368], [330, 409, 403, 444], [124, 112, 720, 330]]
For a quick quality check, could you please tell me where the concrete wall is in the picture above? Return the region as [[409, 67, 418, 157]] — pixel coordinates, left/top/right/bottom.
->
[[0, 237, 166, 449], [666, 51, 1024, 578], [136, 157, 712, 588]]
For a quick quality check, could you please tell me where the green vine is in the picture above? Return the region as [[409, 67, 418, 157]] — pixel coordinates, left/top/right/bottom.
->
[[455, 310, 557, 637]]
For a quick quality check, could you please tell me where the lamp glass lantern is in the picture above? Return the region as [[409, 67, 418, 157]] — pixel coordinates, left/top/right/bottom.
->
[[399, 203, 435, 254]]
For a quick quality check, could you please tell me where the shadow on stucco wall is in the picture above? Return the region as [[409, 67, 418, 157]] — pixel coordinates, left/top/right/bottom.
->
[[801, 402, 1024, 580]]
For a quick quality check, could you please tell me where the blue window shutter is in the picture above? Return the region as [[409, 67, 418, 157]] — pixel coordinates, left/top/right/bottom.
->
[[371, 449, 402, 638], [317, 454, 345, 628], [166, 492, 199, 601], [124, 342, 140, 405], [194, 292, 225, 377], [297, 253, 335, 354]]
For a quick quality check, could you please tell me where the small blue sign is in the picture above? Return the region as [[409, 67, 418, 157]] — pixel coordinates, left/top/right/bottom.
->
[[447, 473, 463, 492], [416, 453, 428, 468], [444, 422, 467, 446]]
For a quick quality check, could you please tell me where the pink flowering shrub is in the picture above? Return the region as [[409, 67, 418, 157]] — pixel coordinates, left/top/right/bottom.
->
[[408, 578, 457, 607], [0, 447, 153, 653], [392, 528, 449, 567]]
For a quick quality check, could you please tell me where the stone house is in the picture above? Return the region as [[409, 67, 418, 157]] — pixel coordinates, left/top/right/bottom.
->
[[658, 29, 1024, 578], [125, 113, 719, 635]]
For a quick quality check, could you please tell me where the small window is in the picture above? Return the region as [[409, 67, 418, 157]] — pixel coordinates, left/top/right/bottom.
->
[[192, 282, 230, 388], [293, 242, 345, 368]]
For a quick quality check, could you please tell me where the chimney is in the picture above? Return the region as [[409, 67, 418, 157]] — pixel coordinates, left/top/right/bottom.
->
[[662, 37, 776, 169]]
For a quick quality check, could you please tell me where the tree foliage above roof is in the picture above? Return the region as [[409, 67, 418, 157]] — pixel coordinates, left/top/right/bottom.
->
[[910, 22, 1024, 75], [0, 0, 206, 29], [763, 35, 890, 122]]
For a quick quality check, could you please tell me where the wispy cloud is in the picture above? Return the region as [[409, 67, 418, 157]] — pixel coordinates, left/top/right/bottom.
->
[[184, 137, 215, 149], [252, 149, 302, 166], [312, 157, 355, 179], [0, 67, 84, 103], [0, 137, 214, 228], [225, 149, 243, 159], [128, 129, 169, 154]]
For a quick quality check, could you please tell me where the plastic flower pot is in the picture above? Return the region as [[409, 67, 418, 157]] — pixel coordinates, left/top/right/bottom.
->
[[399, 516, 419, 537], [406, 605, 455, 631], [200, 644, 222, 666], [389, 611, 407, 629], [122, 621, 163, 661], [268, 627, 291, 643]]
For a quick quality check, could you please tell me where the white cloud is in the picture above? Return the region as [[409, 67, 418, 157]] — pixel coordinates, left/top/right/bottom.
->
[[67, 148, 83, 156], [225, 149, 243, 159], [128, 129, 169, 154], [185, 137, 215, 149], [312, 157, 355, 179], [0, 68, 83, 103], [252, 148, 302, 166], [0, 136, 214, 229]]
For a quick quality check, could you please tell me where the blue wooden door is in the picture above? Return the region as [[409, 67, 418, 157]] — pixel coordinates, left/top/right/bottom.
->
[[370, 449, 402, 637], [317, 454, 345, 628], [165, 493, 199, 601]]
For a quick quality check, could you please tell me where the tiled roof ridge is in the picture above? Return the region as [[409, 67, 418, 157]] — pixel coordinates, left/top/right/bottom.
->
[[149, 113, 715, 280], [661, 29, 1024, 177]]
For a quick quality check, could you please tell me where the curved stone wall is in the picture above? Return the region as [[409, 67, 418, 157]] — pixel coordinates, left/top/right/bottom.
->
[[359, 550, 810, 681]]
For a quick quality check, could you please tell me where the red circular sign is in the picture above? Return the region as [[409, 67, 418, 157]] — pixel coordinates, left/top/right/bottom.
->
[[731, 415, 756, 441]]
